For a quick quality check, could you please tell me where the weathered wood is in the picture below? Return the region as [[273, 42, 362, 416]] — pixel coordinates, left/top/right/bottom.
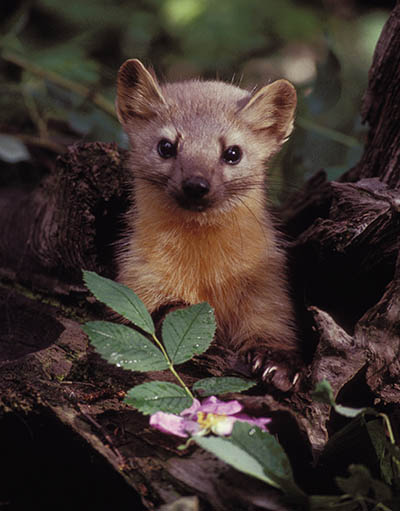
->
[[0, 142, 129, 292], [1, 4, 400, 510], [342, 1, 400, 186]]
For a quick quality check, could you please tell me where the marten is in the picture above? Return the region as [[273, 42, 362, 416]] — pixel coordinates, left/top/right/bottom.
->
[[115, 59, 300, 391]]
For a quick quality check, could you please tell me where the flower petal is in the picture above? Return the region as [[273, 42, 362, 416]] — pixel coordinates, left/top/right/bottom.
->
[[150, 411, 188, 438], [200, 396, 242, 415], [180, 398, 201, 418], [183, 420, 202, 436]]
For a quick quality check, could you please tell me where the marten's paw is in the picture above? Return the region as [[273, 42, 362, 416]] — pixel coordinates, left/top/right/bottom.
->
[[246, 349, 301, 392]]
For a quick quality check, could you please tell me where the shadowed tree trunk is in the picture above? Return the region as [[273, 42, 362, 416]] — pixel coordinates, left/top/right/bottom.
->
[[1, 4, 400, 510]]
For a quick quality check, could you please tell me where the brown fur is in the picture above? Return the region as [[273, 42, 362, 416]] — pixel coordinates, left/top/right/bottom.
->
[[116, 59, 299, 383]]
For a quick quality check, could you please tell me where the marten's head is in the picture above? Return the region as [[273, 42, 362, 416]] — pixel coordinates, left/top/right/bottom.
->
[[116, 59, 296, 220]]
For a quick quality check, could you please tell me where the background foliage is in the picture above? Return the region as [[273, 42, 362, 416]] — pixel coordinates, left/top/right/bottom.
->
[[0, 0, 394, 199]]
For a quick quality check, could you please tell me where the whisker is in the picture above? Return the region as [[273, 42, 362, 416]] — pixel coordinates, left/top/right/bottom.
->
[[134, 170, 169, 188], [229, 203, 244, 258], [222, 176, 265, 197], [235, 196, 269, 244]]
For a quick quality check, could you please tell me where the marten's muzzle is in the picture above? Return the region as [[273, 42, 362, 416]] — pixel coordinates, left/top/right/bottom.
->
[[175, 175, 212, 212]]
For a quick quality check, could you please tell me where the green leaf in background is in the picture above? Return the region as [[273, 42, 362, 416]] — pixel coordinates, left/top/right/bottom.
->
[[83, 321, 168, 371], [311, 379, 335, 405], [305, 47, 341, 115], [125, 381, 193, 415], [309, 494, 359, 511], [230, 422, 305, 499], [162, 302, 216, 365], [195, 435, 278, 487], [193, 377, 256, 397], [312, 380, 366, 418], [83, 270, 155, 334], [367, 419, 396, 486], [336, 464, 392, 504], [31, 42, 101, 85], [336, 464, 371, 497], [0, 134, 30, 163]]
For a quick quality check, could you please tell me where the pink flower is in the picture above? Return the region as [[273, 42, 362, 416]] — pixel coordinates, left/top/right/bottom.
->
[[149, 396, 270, 438]]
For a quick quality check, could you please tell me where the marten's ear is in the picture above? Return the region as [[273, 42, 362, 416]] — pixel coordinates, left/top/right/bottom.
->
[[239, 79, 296, 143], [116, 59, 166, 123]]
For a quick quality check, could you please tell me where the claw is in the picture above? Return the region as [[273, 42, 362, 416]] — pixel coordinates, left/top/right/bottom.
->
[[262, 365, 277, 380], [292, 372, 300, 386], [252, 357, 262, 371]]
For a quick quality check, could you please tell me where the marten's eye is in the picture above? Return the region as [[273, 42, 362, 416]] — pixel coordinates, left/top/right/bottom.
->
[[222, 145, 242, 165], [158, 139, 177, 159]]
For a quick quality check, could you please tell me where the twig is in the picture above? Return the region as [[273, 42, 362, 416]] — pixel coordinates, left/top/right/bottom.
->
[[2, 50, 117, 119], [297, 116, 362, 148], [16, 134, 66, 154]]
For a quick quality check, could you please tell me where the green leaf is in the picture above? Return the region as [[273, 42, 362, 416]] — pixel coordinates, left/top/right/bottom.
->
[[193, 377, 256, 397], [32, 43, 100, 84], [367, 419, 395, 486], [311, 379, 335, 405], [125, 381, 192, 415], [83, 270, 154, 334], [162, 302, 216, 365], [336, 465, 372, 497], [195, 435, 278, 488], [370, 479, 392, 504], [334, 404, 366, 418], [335, 464, 392, 504], [305, 48, 341, 115], [0, 134, 30, 163], [309, 495, 359, 511], [83, 321, 167, 371], [230, 422, 305, 498], [312, 380, 366, 417]]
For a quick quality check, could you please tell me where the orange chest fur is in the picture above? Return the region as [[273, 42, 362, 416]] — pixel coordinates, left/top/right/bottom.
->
[[131, 201, 269, 308]]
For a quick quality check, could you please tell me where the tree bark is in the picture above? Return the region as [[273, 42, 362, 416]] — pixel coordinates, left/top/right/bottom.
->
[[1, 4, 400, 510]]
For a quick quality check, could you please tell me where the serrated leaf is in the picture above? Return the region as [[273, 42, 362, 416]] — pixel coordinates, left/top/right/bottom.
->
[[230, 422, 305, 498], [125, 381, 192, 415], [195, 435, 278, 487], [83, 270, 154, 334], [83, 321, 167, 371], [193, 377, 256, 397], [162, 302, 216, 365]]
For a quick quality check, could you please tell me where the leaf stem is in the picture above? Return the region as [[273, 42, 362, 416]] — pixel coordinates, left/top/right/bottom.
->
[[151, 334, 194, 401], [380, 412, 400, 476]]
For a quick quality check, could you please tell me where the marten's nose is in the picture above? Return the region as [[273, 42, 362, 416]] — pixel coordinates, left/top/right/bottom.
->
[[182, 176, 210, 199]]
